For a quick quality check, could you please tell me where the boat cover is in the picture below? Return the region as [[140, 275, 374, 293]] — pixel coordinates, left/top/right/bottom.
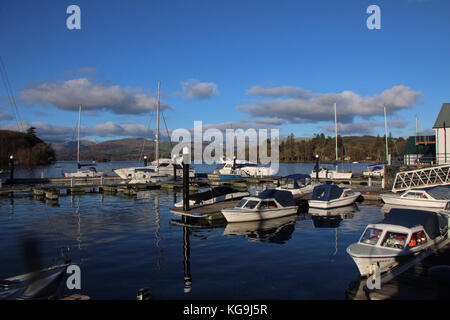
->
[[310, 184, 343, 201], [420, 186, 450, 200], [382, 208, 447, 240], [280, 174, 310, 188], [191, 186, 239, 202], [255, 189, 295, 207]]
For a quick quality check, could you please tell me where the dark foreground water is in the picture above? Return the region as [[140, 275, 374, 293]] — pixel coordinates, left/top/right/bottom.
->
[[0, 190, 383, 300], [0, 162, 383, 299]]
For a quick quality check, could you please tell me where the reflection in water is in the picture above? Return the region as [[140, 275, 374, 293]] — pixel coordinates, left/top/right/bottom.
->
[[155, 194, 162, 271], [183, 219, 192, 294], [223, 214, 297, 244], [309, 204, 359, 256], [76, 197, 81, 250], [0, 185, 387, 299]]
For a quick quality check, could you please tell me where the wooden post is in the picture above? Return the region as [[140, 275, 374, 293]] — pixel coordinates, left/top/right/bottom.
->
[[182, 147, 190, 211]]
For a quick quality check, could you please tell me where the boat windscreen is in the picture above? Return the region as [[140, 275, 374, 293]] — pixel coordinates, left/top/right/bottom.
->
[[244, 200, 259, 209], [381, 231, 408, 249], [236, 199, 247, 208], [360, 227, 382, 245]]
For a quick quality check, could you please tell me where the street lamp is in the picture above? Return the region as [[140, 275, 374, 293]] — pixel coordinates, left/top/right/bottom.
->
[[9, 155, 14, 186], [314, 154, 319, 181]]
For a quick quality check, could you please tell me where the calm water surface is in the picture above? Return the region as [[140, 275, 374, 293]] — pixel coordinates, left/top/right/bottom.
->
[[0, 162, 383, 299]]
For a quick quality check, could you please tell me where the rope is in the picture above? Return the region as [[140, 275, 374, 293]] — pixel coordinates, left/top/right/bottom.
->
[[0, 56, 23, 132]]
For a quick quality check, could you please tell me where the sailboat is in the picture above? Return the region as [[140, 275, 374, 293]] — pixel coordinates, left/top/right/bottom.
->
[[310, 103, 353, 180], [64, 105, 104, 178], [113, 81, 194, 183]]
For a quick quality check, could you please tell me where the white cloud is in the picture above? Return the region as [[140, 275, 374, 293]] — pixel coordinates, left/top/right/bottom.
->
[[321, 120, 409, 135], [20, 78, 173, 115], [0, 121, 157, 141], [246, 85, 311, 98], [237, 85, 422, 124], [180, 79, 218, 99]]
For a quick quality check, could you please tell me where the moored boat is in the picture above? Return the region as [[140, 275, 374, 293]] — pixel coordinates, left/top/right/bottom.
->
[[308, 184, 360, 209], [310, 167, 353, 180], [381, 186, 450, 209], [346, 208, 449, 277], [221, 189, 298, 223], [214, 158, 275, 177], [276, 174, 316, 197]]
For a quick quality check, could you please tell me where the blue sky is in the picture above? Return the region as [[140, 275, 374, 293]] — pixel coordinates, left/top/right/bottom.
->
[[0, 0, 449, 141]]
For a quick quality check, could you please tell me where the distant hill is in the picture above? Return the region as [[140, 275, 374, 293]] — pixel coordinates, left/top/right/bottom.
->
[[51, 134, 408, 163], [54, 138, 174, 161], [0, 129, 56, 168]]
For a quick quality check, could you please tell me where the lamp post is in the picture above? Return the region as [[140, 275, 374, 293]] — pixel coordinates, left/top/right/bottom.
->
[[314, 154, 319, 182], [9, 155, 14, 186], [172, 154, 177, 181], [143, 155, 148, 167]]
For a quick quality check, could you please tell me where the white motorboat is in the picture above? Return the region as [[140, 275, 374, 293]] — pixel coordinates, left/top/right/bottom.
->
[[221, 189, 298, 223], [64, 105, 104, 178], [380, 186, 450, 209], [310, 167, 353, 180], [174, 186, 250, 209], [276, 174, 316, 197], [362, 164, 385, 177], [65, 164, 104, 178], [214, 158, 275, 177], [308, 184, 360, 209], [346, 208, 449, 277]]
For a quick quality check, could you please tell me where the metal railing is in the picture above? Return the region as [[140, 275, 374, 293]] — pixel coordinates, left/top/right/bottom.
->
[[392, 164, 450, 192]]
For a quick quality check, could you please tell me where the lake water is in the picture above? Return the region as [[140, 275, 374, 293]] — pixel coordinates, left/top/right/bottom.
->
[[0, 162, 383, 300]]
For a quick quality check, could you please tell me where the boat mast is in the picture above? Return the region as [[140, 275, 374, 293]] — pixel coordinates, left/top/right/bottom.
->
[[77, 104, 81, 165], [156, 81, 160, 171], [334, 102, 338, 171], [384, 105, 389, 164]]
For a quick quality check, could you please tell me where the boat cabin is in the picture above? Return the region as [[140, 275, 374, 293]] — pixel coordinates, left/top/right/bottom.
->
[[400, 186, 450, 200], [358, 209, 447, 251], [278, 174, 310, 189], [311, 184, 354, 201], [235, 189, 295, 210]]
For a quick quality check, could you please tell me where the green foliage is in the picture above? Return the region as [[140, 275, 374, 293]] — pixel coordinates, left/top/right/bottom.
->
[[0, 130, 56, 168], [279, 133, 407, 162]]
